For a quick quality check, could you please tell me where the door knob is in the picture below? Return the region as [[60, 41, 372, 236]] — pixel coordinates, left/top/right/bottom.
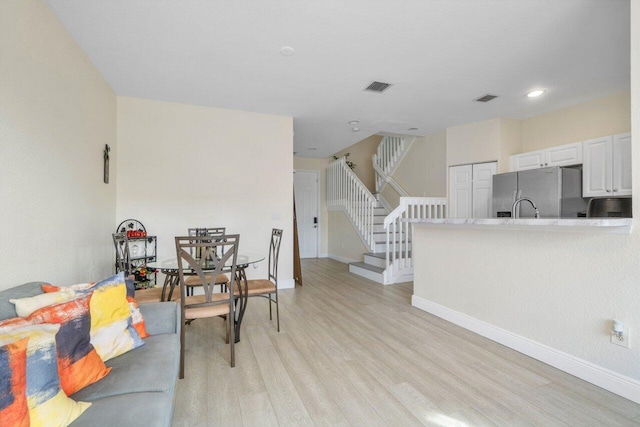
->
[[613, 189, 618, 192]]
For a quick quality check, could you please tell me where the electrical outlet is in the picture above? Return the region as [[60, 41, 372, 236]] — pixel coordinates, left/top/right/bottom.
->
[[611, 327, 631, 348]]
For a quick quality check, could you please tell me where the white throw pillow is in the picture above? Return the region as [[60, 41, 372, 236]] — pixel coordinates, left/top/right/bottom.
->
[[9, 290, 77, 317]]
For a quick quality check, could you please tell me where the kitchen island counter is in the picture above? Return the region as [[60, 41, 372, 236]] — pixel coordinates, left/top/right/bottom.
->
[[403, 217, 632, 234]]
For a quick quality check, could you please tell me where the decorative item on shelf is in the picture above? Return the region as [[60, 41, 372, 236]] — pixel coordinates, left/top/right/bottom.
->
[[332, 153, 356, 170], [126, 230, 147, 238]]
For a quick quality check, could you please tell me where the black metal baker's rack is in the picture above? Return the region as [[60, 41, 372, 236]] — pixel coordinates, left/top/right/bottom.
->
[[115, 219, 157, 289]]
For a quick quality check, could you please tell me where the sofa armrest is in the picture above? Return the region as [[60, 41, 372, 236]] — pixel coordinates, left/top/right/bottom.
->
[[139, 302, 180, 336]]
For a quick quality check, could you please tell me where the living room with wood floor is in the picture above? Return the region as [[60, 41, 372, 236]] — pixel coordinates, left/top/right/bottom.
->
[[1, 1, 639, 426]]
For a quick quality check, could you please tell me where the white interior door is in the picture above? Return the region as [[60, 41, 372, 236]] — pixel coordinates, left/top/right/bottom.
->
[[294, 170, 319, 258], [472, 162, 497, 218], [449, 165, 473, 218]]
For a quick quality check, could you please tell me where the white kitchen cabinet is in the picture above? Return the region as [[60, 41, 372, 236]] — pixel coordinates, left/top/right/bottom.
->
[[449, 162, 497, 218], [510, 150, 545, 171], [583, 133, 631, 197], [510, 141, 583, 171]]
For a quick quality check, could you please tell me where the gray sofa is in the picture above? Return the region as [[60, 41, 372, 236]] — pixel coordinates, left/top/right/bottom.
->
[[0, 282, 180, 427]]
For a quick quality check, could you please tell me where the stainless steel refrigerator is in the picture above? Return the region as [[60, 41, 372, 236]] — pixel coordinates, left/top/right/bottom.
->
[[492, 167, 587, 218]]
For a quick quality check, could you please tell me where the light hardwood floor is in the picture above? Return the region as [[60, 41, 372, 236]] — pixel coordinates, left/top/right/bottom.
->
[[172, 258, 640, 426]]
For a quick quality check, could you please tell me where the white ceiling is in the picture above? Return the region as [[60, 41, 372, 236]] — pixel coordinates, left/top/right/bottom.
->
[[44, 0, 630, 158]]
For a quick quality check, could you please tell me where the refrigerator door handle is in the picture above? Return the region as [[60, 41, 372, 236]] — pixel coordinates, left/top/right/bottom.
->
[[513, 190, 522, 217]]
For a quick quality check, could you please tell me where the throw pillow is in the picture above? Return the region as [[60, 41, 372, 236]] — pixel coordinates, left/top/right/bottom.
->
[[0, 324, 91, 427], [42, 277, 150, 339], [0, 336, 29, 427], [127, 296, 150, 339], [9, 290, 76, 317], [42, 272, 145, 361], [1, 295, 111, 395]]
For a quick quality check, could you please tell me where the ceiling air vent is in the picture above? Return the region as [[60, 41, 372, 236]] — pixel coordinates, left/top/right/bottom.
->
[[475, 94, 498, 102], [365, 81, 392, 93]]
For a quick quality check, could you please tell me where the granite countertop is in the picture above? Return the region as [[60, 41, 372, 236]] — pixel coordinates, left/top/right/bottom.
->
[[403, 217, 632, 233]]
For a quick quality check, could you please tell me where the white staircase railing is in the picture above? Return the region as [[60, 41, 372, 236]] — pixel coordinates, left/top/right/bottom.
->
[[383, 197, 447, 283], [327, 156, 377, 251], [373, 136, 414, 193], [373, 161, 409, 197]]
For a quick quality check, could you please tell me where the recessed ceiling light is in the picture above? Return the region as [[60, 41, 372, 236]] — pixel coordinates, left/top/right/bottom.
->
[[352, 127, 360, 132], [408, 127, 418, 131], [348, 120, 359, 125], [527, 89, 546, 98], [307, 147, 317, 151], [280, 46, 295, 56]]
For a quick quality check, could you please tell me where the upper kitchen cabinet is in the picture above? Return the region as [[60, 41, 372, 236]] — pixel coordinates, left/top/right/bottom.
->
[[583, 133, 632, 197], [510, 141, 583, 171]]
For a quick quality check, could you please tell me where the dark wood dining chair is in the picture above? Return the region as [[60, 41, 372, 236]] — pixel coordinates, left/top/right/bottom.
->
[[175, 234, 240, 378], [237, 229, 282, 331], [184, 228, 230, 295]]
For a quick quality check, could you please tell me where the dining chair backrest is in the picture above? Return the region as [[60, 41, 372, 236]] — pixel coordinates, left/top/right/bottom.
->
[[187, 227, 226, 258], [113, 232, 131, 275], [187, 227, 226, 237], [175, 234, 240, 303], [268, 229, 283, 284]]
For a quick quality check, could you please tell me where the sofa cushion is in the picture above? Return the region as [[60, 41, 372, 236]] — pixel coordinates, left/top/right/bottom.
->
[[69, 392, 174, 427], [138, 302, 180, 336], [71, 333, 179, 401]]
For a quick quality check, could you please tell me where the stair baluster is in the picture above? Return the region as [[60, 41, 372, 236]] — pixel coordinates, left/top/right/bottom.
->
[[327, 156, 377, 252]]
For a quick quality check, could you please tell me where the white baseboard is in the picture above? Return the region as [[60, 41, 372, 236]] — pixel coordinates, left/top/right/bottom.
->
[[411, 295, 640, 404], [328, 254, 360, 264], [318, 253, 328, 258], [278, 278, 295, 289]]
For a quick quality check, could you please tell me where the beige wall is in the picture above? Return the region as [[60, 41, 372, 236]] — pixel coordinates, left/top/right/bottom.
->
[[294, 157, 330, 256], [446, 118, 501, 168], [332, 134, 382, 193], [498, 118, 524, 174], [521, 90, 631, 152], [116, 97, 294, 287], [0, 0, 117, 289], [392, 131, 447, 197], [446, 117, 522, 174], [412, 4, 639, 399], [328, 211, 369, 263]]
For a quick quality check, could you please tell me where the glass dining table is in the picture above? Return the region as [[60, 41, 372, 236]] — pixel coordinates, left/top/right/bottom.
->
[[147, 252, 264, 342]]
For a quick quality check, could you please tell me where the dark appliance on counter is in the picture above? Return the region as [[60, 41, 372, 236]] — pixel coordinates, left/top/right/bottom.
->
[[492, 167, 587, 218], [586, 197, 632, 218]]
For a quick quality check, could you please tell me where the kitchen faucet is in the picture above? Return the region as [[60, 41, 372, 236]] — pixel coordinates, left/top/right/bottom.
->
[[512, 197, 540, 218]]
